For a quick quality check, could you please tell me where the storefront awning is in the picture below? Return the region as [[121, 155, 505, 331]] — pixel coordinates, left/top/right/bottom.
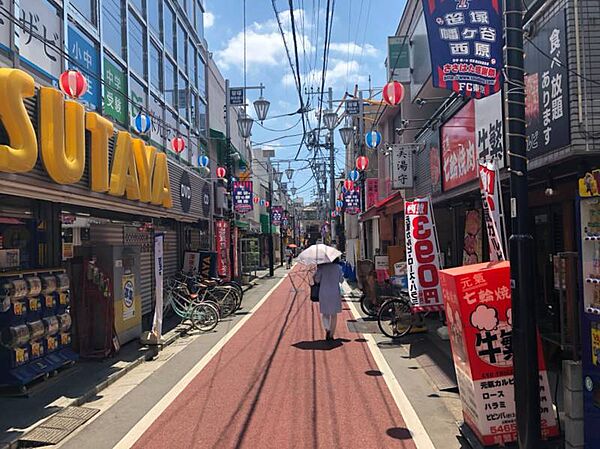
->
[[359, 191, 403, 222], [234, 220, 250, 229]]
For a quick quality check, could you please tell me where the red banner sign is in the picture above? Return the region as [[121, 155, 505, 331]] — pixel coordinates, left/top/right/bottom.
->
[[440, 262, 559, 446], [441, 101, 477, 191], [366, 178, 379, 209], [404, 197, 444, 312], [215, 220, 230, 279]]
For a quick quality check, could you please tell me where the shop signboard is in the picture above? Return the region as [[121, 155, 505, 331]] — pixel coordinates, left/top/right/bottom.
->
[[463, 209, 483, 265], [233, 181, 253, 214], [103, 56, 127, 125], [215, 220, 230, 279], [16, 0, 62, 82], [68, 26, 100, 111], [442, 101, 477, 191], [183, 251, 201, 274], [122, 274, 136, 321], [179, 171, 192, 213], [0, 0, 9, 52], [344, 188, 361, 215], [524, 10, 570, 158], [0, 68, 173, 210], [390, 144, 415, 189], [375, 255, 390, 283], [345, 99, 360, 115], [202, 183, 211, 217], [428, 131, 442, 195], [440, 261, 559, 446], [404, 197, 444, 312], [152, 233, 164, 339], [366, 179, 379, 209], [387, 35, 411, 83], [475, 91, 504, 167], [422, 0, 503, 98], [479, 162, 507, 261], [271, 206, 283, 226]]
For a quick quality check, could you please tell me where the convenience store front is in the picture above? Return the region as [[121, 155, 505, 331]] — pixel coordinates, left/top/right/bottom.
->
[[0, 69, 210, 385]]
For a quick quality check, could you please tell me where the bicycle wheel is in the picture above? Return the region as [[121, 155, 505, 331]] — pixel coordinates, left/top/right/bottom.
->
[[190, 303, 219, 332], [208, 288, 236, 318], [378, 298, 413, 339], [360, 293, 379, 317], [221, 281, 243, 309]]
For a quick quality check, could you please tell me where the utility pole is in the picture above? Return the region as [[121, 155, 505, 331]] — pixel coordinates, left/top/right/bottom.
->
[[505, 0, 540, 447], [224, 79, 235, 280], [267, 164, 274, 277], [328, 87, 336, 244], [358, 90, 368, 259]]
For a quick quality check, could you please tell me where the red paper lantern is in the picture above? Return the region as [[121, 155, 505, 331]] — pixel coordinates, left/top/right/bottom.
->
[[382, 81, 405, 106], [216, 166, 226, 178], [335, 206, 341, 212], [265, 200, 270, 207], [343, 179, 354, 191], [171, 137, 186, 154], [59, 70, 88, 99], [253, 196, 260, 204], [356, 156, 369, 171]]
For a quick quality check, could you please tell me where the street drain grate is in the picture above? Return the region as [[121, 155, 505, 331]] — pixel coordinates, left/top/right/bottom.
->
[[347, 320, 380, 334], [19, 406, 99, 447]]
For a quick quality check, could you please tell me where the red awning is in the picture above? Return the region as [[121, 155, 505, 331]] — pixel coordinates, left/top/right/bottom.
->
[[359, 191, 403, 221]]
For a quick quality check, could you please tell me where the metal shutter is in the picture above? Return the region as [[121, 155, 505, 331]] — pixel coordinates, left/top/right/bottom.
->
[[159, 226, 179, 280], [140, 249, 153, 316], [89, 223, 123, 245]]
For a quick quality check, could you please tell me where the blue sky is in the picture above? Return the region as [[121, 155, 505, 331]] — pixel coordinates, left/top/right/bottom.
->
[[204, 0, 407, 201]]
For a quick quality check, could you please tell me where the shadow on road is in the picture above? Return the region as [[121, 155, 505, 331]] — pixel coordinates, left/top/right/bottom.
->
[[292, 338, 351, 351], [386, 427, 412, 440]]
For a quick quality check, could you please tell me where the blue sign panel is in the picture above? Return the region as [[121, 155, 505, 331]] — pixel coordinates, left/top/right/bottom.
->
[[422, 0, 503, 98], [68, 26, 100, 110]]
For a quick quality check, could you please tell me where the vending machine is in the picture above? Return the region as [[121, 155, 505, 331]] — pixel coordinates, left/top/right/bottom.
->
[[578, 171, 600, 449]]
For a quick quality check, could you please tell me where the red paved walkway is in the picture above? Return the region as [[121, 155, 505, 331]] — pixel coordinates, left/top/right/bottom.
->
[[132, 271, 417, 449]]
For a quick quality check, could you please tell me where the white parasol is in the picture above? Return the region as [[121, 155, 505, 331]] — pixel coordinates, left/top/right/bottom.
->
[[297, 244, 342, 265]]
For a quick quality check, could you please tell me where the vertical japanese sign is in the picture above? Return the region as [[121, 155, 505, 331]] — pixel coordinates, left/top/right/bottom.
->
[[215, 220, 231, 279], [440, 262, 559, 446], [387, 36, 411, 83], [152, 233, 164, 339], [103, 56, 127, 125], [479, 162, 507, 261], [463, 209, 483, 265], [442, 101, 477, 190], [233, 226, 239, 279], [68, 26, 100, 111], [475, 91, 504, 167], [366, 179, 379, 209], [421, 0, 503, 98], [233, 181, 253, 214], [344, 188, 361, 215], [390, 144, 415, 189], [428, 131, 443, 195], [17, 0, 62, 81], [524, 11, 570, 157], [404, 197, 444, 311], [271, 206, 283, 226]]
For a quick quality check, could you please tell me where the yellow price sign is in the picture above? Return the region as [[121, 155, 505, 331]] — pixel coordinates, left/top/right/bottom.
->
[[13, 302, 23, 315], [29, 298, 38, 311], [15, 348, 26, 364], [45, 295, 54, 308], [59, 293, 68, 305], [47, 337, 57, 351]]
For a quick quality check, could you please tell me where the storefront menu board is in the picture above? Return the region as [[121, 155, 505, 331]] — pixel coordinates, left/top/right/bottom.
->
[[440, 261, 559, 446]]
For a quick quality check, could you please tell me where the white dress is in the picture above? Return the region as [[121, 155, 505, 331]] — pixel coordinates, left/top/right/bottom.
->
[[314, 263, 343, 315]]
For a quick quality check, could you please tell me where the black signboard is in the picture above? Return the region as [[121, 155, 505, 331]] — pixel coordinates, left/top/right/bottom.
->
[[524, 10, 570, 158], [345, 99, 360, 115], [202, 183, 211, 217], [179, 171, 192, 213], [229, 88, 245, 106]]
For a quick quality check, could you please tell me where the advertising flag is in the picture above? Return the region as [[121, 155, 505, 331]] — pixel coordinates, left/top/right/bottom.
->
[[479, 162, 507, 261], [271, 206, 283, 226], [421, 0, 503, 98], [404, 197, 444, 311], [344, 188, 361, 215], [151, 234, 164, 339], [215, 220, 231, 279]]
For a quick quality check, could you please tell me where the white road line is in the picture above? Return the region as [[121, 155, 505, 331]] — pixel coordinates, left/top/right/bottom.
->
[[345, 292, 436, 449], [113, 275, 288, 449]]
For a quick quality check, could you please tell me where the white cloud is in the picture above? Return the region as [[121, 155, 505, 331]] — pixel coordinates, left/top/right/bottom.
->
[[215, 9, 313, 72], [329, 42, 380, 58], [205, 12, 215, 29], [283, 58, 369, 88]]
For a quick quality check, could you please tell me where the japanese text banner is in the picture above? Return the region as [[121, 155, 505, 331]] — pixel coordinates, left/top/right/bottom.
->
[[404, 197, 444, 312], [422, 0, 503, 98], [479, 162, 507, 261], [233, 181, 253, 214]]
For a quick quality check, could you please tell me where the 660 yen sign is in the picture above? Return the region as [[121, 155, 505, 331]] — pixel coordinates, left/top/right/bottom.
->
[[405, 198, 444, 312]]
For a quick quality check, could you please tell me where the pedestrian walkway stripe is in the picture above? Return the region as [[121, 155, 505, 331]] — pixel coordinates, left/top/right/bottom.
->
[[113, 275, 288, 449], [345, 297, 436, 449]]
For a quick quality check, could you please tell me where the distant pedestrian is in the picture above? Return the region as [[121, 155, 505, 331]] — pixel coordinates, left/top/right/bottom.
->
[[285, 247, 293, 269], [313, 258, 344, 340]]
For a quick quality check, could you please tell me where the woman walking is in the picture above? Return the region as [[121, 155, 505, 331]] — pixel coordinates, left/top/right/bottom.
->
[[313, 258, 344, 340]]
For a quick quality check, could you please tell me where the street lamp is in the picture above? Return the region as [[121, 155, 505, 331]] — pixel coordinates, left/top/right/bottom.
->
[[253, 96, 270, 123], [323, 110, 338, 131], [237, 112, 254, 139], [339, 125, 354, 146]]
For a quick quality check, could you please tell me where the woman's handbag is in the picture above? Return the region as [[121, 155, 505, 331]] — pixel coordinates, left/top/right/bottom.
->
[[310, 283, 320, 302]]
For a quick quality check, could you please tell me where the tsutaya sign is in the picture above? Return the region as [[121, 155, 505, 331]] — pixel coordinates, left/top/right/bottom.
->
[[0, 69, 172, 208]]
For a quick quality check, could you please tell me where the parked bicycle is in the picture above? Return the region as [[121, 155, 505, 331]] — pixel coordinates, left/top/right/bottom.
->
[[163, 281, 220, 332]]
